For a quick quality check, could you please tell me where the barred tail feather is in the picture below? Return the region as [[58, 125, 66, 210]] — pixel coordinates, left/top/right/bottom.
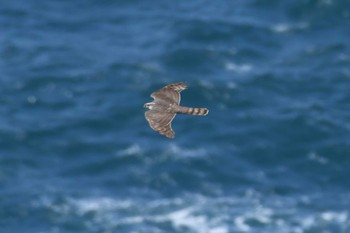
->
[[177, 106, 209, 115]]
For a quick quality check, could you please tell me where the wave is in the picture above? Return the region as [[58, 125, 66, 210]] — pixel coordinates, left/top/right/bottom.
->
[[32, 193, 350, 233]]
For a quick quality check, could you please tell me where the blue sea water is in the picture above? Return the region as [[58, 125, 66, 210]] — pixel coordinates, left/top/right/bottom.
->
[[1, 0, 350, 232]]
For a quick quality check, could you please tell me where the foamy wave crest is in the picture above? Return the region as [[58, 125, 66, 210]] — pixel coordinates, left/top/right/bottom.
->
[[154, 207, 228, 233], [33, 194, 350, 232], [33, 195, 229, 232]]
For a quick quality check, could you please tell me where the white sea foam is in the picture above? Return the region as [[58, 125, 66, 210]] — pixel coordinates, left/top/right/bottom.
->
[[33, 194, 350, 233], [307, 152, 328, 164], [299, 216, 315, 230], [225, 62, 252, 73], [156, 207, 228, 233], [116, 144, 142, 157], [271, 22, 308, 33], [166, 208, 206, 230], [321, 211, 348, 223], [27, 95, 37, 104], [271, 24, 290, 33], [252, 206, 273, 224], [233, 205, 273, 232], [166, 144, 208, 158], [34, 196, 132, 217], [72, 197, 133, 215], [234, 216, 251, 232]]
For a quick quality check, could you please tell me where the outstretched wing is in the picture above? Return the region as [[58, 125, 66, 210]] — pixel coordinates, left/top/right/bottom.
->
[[145, 110, 176, 138], [151, 82, 187, 105]]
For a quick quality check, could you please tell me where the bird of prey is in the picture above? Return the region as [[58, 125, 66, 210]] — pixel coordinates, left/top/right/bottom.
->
[[144, 82, 209, 138]]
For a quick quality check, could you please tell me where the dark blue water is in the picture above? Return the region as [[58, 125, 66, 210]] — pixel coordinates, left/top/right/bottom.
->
[[1, 0, 350, 232]]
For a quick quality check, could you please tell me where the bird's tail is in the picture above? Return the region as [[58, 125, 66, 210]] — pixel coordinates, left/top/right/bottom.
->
[[176, 106, 209, 115]]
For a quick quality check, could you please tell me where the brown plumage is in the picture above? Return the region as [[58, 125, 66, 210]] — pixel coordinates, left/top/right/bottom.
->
[[144, 82, 209, 138]]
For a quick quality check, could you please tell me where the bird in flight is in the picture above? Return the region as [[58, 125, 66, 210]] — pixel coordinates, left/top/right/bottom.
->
[[144, 82, 209, 138]]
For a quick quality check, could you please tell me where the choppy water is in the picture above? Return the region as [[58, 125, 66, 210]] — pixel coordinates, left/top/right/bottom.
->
[[1, 0, 350, 232]]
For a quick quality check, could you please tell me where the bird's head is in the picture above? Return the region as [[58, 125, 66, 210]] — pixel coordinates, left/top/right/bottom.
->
[[144, 102, 155, 110]]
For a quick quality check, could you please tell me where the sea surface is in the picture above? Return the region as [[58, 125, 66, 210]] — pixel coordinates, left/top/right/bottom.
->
[[1, 0, 350, 232]]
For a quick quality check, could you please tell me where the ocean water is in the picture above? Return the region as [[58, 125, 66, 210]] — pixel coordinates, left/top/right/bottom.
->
[[1, 0, 350, 232]]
